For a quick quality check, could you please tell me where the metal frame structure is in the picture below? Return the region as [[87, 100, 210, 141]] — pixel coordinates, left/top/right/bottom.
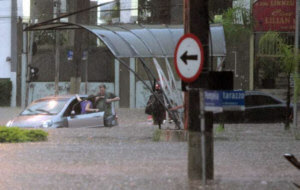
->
[[25, 22, 226, 129]]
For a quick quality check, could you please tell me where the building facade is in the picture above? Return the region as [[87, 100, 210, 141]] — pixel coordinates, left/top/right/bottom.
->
[[0, 0, 23, 107]]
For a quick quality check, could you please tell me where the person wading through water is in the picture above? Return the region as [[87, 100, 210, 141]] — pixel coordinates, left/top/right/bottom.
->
[[95, 84, 120, 126], [145, 83, 165, 129]]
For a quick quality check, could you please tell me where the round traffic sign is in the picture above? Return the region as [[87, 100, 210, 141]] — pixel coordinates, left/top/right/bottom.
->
[[174, 33, 204, 82]]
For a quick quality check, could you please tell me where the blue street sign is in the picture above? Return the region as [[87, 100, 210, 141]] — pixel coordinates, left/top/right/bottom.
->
[[221, 90, 245, 111], [204, 91, 222, 112], [204, 90, 245, 112]]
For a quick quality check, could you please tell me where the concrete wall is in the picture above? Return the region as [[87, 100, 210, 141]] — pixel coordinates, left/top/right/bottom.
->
[[0, 0, 11, 79], [27, 82, 114, 104], [28, 80, 181, 108]]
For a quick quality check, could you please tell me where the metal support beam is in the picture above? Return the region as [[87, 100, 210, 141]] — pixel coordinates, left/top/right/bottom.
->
[[115, 59, 120, 108], [129, 58, 136, 108]]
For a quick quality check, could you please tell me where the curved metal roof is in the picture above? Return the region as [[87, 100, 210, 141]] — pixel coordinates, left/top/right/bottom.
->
[[26, 22, 226, 58]]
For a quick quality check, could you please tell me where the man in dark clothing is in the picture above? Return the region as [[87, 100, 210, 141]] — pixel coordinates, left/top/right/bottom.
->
[[146, 84, 165, 129], [95, 84, 120, 126]]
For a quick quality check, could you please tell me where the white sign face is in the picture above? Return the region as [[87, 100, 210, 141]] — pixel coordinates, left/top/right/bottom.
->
[[174, 34, 204, 82]]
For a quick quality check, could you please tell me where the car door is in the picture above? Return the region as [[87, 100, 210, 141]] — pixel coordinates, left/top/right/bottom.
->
[[67, 111, 104, 128], [245, 94, 284, 123], [63, 96, 105, 128]]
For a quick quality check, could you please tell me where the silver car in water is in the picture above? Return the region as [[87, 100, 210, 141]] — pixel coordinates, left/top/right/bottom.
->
[[6, 94, 112, 128]]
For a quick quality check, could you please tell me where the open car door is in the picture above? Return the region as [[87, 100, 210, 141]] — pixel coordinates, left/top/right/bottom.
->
[[67, 111, 104, 128]]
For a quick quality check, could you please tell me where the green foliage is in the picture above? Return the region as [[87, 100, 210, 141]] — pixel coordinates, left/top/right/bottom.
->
[[258, 31, 299, 80], [258, 31, 283, 55], [0, 79, 12, 106], [259, 31, 300, 128], [152, 129, 161, 142], [280, 44, 298, 74], [295, 75, 300, 99], [216, 124, 225, 133], [217, 6, 253, 44], [258, 31, 299, 75], [0, 127, 48, 143], [35, 31, 67, 46], [259, 57, 282, 80], [111, 1, 120, 18], [23, 130, 48, 142]]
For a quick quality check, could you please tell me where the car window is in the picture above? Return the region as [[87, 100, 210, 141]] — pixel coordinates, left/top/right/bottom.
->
[[245, 95, 281, 107], [21, 98, 69, 115], [63, 99, 81, 117]]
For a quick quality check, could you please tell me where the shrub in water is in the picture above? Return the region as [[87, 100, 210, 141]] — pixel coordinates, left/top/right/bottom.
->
[[0, 126, 48, 143], [152, 129, 162, 142], [23, 129, 48, 142]]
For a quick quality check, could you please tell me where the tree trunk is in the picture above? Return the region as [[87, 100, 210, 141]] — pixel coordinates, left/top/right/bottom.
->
[[285, 74, 291, 130], [73, 0, 90, 78]]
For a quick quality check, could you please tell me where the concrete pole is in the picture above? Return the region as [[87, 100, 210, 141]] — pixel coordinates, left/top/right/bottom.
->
[[54, 0, 61, 96], [10, 0, 18, 107], [129, 58, 136, 108], [184, 0, 213, 182], [294, 0, 300, 131], [21, 24, 28, 108]]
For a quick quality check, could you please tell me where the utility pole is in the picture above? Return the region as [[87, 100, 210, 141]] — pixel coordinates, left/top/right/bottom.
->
[[21, 23, 28, 108], [184, 0, 213, 182], [54, 0, 61, 96], [294, 0, 300, 132]]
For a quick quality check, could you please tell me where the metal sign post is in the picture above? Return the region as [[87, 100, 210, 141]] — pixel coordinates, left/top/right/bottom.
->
[[199, 89, 206, 185], [182, 0, 213, 182]]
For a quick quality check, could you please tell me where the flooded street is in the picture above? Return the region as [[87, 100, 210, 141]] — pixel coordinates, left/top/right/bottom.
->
[[0, 108, 299, 189]]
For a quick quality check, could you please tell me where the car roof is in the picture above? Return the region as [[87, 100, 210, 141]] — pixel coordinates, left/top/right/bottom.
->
[[245, 90, 285, 102], [34, 94, 88, 101], [245, 91, 269, 96]]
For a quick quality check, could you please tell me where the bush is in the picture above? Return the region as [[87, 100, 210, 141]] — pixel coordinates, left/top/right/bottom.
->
[[23, 129, 48, 142], [0, 79, 12, 106], [0, 126, 48, 143], [152, 129, 162, 142]]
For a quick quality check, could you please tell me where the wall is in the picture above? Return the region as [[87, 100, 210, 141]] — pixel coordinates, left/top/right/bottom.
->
[[225, 37, 250, 90], [27, 82, 114, 104], [0, 0, 11, 79], [28, 80, 181, 108]]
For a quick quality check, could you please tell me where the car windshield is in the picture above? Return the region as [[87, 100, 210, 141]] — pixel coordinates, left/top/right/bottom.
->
[[21, 98, 69, 116]]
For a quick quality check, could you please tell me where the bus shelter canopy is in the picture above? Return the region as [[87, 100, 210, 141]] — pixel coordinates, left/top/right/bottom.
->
[[26, 22, 226, 58]]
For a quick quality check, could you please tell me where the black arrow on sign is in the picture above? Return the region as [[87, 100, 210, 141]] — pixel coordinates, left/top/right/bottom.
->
[[180, 51, 198, 65]]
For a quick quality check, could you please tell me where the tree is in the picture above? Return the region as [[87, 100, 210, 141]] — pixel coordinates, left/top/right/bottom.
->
[[259, 31, 300, 129], [219, 6, 253, 45], [258, 32, 283, 88], [280, 43, 299, 129], [73, 0, 90, 78]]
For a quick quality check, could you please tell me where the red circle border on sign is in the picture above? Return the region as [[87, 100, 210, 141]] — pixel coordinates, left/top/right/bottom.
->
[[174, 33, 204, 83]]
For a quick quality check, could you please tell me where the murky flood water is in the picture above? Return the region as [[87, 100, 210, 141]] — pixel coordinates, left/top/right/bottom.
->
[[0, 108, 299, 190]]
